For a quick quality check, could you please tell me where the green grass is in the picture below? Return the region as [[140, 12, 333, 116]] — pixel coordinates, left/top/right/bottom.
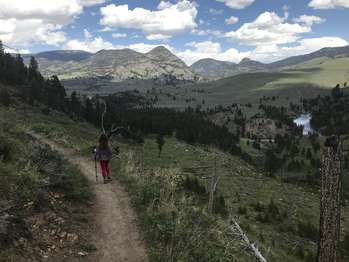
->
[[0, 105, 95, 261], [2, 103, 348, 261], [112, 136, 349, 262], [149, 56, 349, 109]]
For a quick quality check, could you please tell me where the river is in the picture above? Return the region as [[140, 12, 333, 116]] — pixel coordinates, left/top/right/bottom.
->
[[293, 114, 313, 135]]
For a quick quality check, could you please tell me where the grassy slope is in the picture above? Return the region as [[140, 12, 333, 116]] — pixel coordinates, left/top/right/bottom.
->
[[115, 137, 349, 262], [0, 106, 95, 261], [2, 104, 348, 261], [151, 56, 349, 109]]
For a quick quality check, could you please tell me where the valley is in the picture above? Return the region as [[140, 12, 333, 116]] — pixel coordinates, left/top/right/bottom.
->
[[1, 40, 349, 262]]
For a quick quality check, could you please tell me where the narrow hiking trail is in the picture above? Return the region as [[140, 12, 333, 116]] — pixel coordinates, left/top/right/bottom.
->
[[31, 133, 148, 262]]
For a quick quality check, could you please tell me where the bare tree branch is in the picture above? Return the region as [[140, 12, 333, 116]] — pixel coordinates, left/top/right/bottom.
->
[[230, 218, 268, 262]]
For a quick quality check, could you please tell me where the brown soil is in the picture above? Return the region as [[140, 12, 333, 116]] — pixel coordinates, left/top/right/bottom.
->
[[33, 134, 148, 262]]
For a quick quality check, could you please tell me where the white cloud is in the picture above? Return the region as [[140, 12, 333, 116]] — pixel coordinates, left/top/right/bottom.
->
[[216, 0, 255, 9], [192, 29, 224, 37], [78, 0, 108, 7], [112, 33, 127, 38], [146, 34, 172, 41], [4, 47, 30, 54], [128, 43, 174, 53], [0, 0, 107, 48], [225, 12, 311, 46], [309, 0, 349, 9], [100, 1, 197, 38], [225, 16, 239, 25], [65, 37, 119, 52], [0, 0, 82, 24], [293, 15, 325, 26], [84, 29, 92, 39], [249, 37, 348, 63], [0, 0, 100, 47], [177, 41, 250, 65], [157, 1, 173, 10], [0, 19, 66, 46]]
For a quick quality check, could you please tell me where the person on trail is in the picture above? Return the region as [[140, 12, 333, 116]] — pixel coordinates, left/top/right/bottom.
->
[[95, 133, 113, 183]]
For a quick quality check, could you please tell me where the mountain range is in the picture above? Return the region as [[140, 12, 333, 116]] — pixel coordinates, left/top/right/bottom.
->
[[23, 45, 349, 92], [24, 47, 200, 84], [191, 45, 349, 80]]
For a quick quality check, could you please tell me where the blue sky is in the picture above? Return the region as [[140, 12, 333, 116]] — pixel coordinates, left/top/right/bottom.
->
[[1, 0, 348, 64]]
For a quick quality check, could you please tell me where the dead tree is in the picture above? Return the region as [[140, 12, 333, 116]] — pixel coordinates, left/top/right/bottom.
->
[[230, 218, 267, 262], [208, 154, 220, 214], [317, 136, 343, 262]]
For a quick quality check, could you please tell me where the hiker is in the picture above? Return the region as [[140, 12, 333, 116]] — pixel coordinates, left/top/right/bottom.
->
[[95, 133, 113, 183]]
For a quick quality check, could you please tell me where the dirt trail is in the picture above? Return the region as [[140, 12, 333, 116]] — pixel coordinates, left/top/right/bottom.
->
[[32, 134, 148, 262]]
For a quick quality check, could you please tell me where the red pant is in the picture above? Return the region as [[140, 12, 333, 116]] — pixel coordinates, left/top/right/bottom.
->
[[100, 160, 110, 178]]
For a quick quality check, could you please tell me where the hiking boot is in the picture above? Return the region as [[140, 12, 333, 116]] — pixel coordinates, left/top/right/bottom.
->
[[107, 176, 112, 181], [103, 178, 108, 184]]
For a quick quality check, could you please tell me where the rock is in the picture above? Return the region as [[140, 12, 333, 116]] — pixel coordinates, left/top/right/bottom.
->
[[78, 251, 88, 256], [67, 233, 78, 242], [59, 232, 67, 239]]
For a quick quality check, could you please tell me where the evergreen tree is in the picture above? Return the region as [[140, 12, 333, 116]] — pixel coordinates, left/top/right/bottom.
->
[[70, 91, 81, 117], [84, 98, 95, 122], [0, 87, 11, 107], [0, 40, 4, 56], [46, 75, 66, 110]]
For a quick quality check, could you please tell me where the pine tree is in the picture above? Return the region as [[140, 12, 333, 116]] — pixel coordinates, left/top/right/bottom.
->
[[0, 40, 4, 56], [0, 87, 11, 107], [84, 98, 94, 122]]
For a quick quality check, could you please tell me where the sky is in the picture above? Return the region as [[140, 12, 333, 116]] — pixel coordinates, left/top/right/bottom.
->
[[1, 0, 349, 65]]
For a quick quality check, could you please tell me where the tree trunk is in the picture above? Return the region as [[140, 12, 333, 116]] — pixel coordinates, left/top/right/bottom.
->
[[317, 138, 343, 262], [208, 155, 219, 214]]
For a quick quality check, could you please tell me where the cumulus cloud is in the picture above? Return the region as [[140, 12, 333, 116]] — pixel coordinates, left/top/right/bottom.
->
[[127, 43, 174, 53], [225, 12, 311, 46], [78, 0, 108, 7], [0, 19, 67, 46], [309, 0, 349, 9], [65, 36, 119, 52], [84, 29, 92, 39], [112, 33, 127, 38], [225, 16, 239, 25], [146, 34, 172, 41], [176, 41, 250, 65], [216, 0, 255, 9], [293, 15, 326, 26], [0, 0, 104, 48], [249, 37, 348, 62], [100, 0, 197, 38], [192, 29, 224, 37]]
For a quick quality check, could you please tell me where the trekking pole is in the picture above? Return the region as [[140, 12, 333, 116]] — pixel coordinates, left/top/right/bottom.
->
[[93, 146, 98, 182]]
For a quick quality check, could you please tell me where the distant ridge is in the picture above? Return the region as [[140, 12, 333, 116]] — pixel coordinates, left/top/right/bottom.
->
[[24, 46, 200, 86], [191, 45, 349, 79]]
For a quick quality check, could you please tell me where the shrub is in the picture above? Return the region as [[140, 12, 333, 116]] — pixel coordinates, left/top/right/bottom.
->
[[238, 205, 247, 215], [184, 176, 206, 195], [251, 201, 264, 212], [297, 221, 318, 241], [213, 195, 228, 217], [0, 134, 12, 162]]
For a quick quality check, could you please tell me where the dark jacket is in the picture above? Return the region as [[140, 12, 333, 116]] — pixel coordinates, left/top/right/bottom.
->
[[95, 147, 112, 161]]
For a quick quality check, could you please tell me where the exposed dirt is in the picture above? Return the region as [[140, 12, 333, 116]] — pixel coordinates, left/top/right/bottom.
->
[[33, 134, 148, 262]]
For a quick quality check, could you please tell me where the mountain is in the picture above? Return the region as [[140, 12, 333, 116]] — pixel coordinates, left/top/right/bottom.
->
[[269, 45, 349, 69], [191, 57, 266, 80], [28, 47, 200, 90], [191, 46, 349, 80], [191, 59, 239, 79]]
